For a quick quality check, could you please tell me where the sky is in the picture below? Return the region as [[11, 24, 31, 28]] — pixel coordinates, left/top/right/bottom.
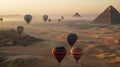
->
[[0, 0, 120, 16]]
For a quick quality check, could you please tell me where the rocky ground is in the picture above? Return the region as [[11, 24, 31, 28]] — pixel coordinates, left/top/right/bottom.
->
[[0, 30, 44, 46]]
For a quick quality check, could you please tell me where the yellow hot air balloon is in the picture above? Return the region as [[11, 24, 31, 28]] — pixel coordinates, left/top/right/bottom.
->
[[70, 47, 83, 64]]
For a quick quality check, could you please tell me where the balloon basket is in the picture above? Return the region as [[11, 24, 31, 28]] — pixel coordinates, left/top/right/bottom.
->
[[76, 61, 78, 64], [58, 62, 61, 66]]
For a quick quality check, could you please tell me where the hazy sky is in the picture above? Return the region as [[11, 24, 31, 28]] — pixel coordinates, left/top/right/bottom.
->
[[0, 0, 120, 16]]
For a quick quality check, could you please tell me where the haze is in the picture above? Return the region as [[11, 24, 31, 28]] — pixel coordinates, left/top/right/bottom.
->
[[0, 0, 120, 16]]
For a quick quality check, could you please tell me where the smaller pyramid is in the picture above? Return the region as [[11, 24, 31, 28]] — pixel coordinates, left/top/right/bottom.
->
[[92, 5, 120, 25], [73, 12, 81, 17]]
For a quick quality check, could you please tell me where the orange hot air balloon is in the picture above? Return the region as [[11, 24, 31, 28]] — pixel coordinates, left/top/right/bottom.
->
[[70, 47, 83, 64], [66, 33, 78, 47], [52, 46, 67, 65], [24, 14, 32, 24], [17, 26, 24, 35]]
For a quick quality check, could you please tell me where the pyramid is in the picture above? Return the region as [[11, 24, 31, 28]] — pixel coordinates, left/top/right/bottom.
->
[[92, 5, 120, 25], [73, 12, 81, 17]]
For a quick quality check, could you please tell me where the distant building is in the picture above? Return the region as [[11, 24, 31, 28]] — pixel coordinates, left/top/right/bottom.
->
[[92, 5, 120, 25], [72, 12, 81, 17]]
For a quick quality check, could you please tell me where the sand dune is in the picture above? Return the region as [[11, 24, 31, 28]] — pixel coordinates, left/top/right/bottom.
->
[[0, 16, 120, 67]]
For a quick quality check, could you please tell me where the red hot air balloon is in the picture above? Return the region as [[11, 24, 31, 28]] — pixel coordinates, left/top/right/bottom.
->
[[66, 33, 78, 47], [70, 47, 83, 64], [52, 46, 67, 65]]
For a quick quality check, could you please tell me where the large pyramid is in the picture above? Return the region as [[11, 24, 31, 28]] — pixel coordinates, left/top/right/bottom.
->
[[92, 5, 120, 25]]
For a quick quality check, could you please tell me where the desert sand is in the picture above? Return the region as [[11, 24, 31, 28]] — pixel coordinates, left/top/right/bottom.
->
[[0, 15, 120, 67]]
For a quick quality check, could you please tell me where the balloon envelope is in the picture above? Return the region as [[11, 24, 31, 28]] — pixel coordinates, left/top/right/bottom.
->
[[43, 15, 48, 22], [17, 26, 24, 35], [52, 46, 67, 65], [0, 18, 3, 22], [66, 33, 78, 47], [58, 19, 61, 22], [24, 14, 32, 24], [70, 47, 83, 64], [61, 16, 64, 20], [48, 19, 51, 22]]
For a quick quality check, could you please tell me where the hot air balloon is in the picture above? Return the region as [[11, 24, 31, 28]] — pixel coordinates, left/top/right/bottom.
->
[[17, 26, 24, 35], [43, 15, 48, 22], [48, 19, 51, 22], [61, 16, 64, 20], [70, 47, 83, 64], [0, 18, 3, 22], [24, 14, 32, 24], [52, 46, 67, 65], [58, 19, 61, 22], [66, 33, 78, 47]]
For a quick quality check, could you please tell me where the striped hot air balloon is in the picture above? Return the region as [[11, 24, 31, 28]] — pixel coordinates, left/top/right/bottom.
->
[[70, 47, 83, 64], [52, 46, 67, 65], [66, 33, 78, 47]]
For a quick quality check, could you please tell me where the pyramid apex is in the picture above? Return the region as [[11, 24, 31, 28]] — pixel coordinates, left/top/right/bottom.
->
[[103, 5, 118, 12], [109, 5, 113, 8], [107, 5, 115, 10], [73, 12, 81, 17]]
